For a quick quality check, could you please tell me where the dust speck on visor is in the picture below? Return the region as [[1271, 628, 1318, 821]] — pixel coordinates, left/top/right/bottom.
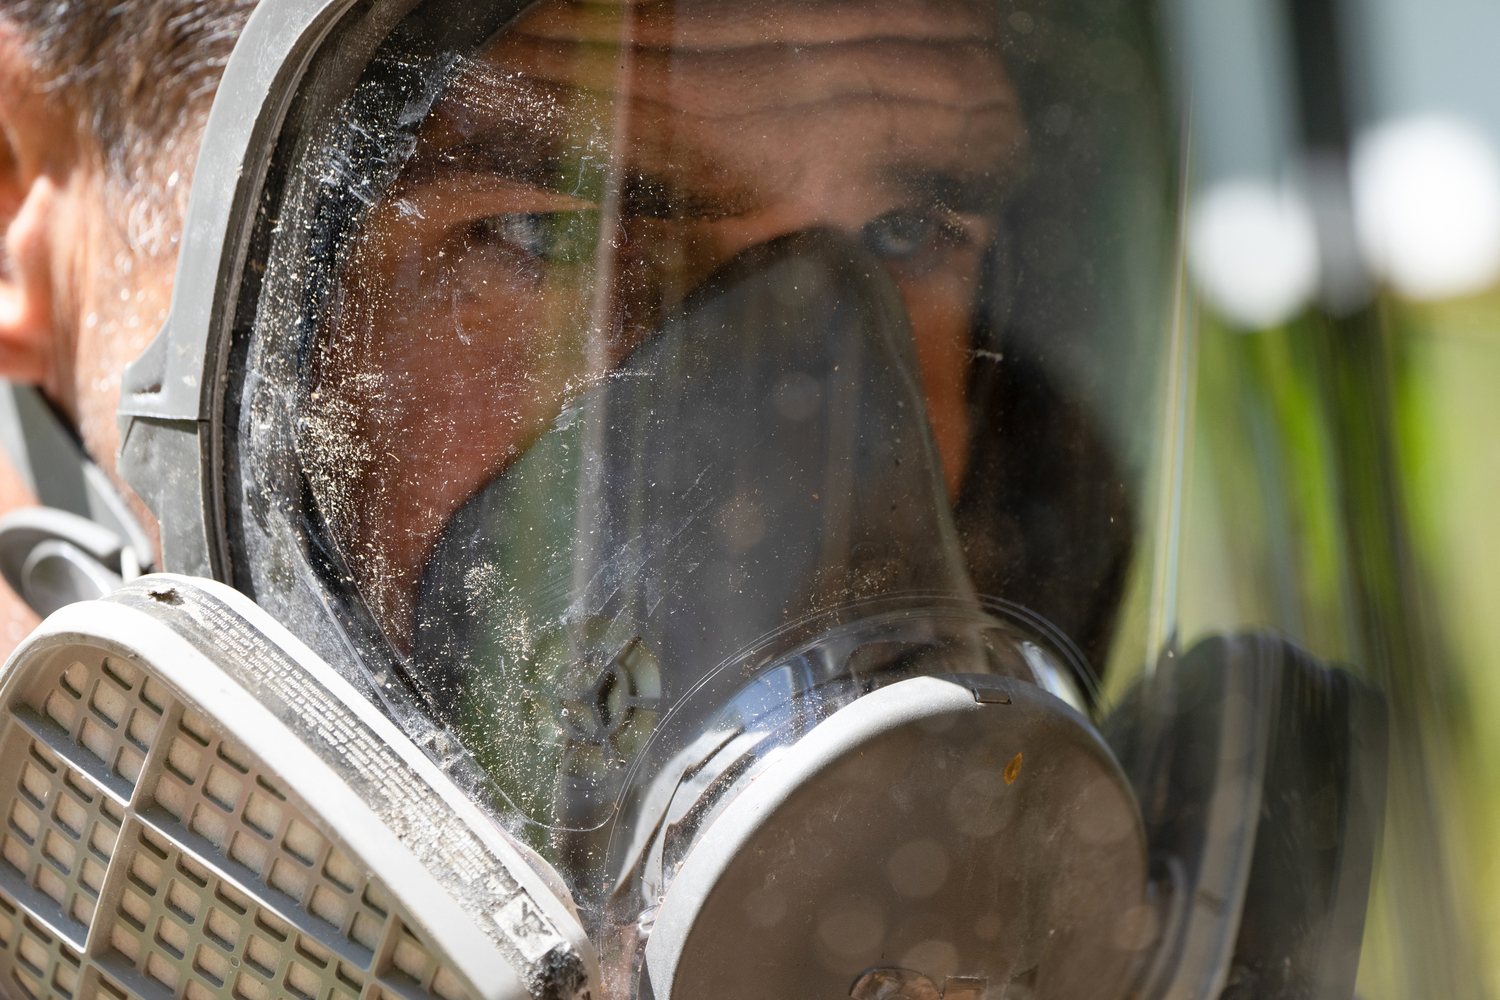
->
[[63, 0, 1390, 994]]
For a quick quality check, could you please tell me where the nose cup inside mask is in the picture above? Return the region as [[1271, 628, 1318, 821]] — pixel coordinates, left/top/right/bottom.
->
[[412, 229, 978, 835]]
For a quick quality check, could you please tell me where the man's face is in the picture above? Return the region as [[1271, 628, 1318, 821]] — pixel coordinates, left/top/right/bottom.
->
[[305, 0, 1026, 644]]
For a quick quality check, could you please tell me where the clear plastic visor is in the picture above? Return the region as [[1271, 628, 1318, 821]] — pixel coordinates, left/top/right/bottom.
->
[[242, 0, 1173, 973]]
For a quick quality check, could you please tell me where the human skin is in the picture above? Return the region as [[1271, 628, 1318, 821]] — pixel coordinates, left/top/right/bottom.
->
[[0, 25, 175, 656], [307, 0, 1028, 647]]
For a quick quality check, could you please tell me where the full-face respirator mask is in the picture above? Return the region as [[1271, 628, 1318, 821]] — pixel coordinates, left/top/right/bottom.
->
[[0, 0, 1392, 998]]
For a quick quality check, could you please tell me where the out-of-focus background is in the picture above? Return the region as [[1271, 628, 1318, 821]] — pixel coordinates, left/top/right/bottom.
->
[[1151, 0, 1500, 994], [1173, 284, 1500, 1000]]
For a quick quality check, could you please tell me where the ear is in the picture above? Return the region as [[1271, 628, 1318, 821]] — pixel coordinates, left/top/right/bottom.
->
[[0, 24, 74, 388]]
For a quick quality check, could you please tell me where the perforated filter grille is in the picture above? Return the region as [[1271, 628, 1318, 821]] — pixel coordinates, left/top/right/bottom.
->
[[0, 652, 477, 1000]]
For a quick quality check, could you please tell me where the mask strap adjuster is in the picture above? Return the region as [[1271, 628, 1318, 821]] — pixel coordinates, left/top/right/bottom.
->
[[0, 379, 156, 616]]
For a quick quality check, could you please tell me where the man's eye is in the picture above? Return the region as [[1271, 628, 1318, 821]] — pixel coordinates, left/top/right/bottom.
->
[[862, 208, 968, 260], [862, 209, 937, 259], [473, 211, 601, 264]]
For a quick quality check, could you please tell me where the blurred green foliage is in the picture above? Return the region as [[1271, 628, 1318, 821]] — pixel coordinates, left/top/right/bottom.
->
[[1157, 287, 1500, 998]]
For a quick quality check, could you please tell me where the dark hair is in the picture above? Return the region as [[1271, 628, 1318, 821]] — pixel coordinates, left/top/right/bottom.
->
[[2, 0, 256, 189]]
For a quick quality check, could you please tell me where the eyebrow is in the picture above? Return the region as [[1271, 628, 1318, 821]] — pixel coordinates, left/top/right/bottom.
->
[[400, 118, 759, 221], [888, 165, 1019, 216]]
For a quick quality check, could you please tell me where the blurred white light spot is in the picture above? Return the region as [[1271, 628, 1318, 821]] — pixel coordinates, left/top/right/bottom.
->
[[1188, 180, 1320, 329], [1353, 115, 1500, 302]]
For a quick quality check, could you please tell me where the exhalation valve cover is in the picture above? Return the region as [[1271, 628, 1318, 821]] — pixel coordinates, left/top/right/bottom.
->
[[0, 576, 597, 1000]]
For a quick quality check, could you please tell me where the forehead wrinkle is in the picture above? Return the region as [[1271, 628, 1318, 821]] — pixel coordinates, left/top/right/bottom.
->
[[404, 83, 1021, 220], [430, 61, 608, 148], [401, 12, 1023, 217], [411, 65, 772, 215], [511, 0, 998, 49], [477, 35, 1014, 118]]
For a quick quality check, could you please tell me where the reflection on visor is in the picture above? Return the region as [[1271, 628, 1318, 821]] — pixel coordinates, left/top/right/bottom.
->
[[280, 0, 1148, 953], [220, 0, 1205, 992]]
